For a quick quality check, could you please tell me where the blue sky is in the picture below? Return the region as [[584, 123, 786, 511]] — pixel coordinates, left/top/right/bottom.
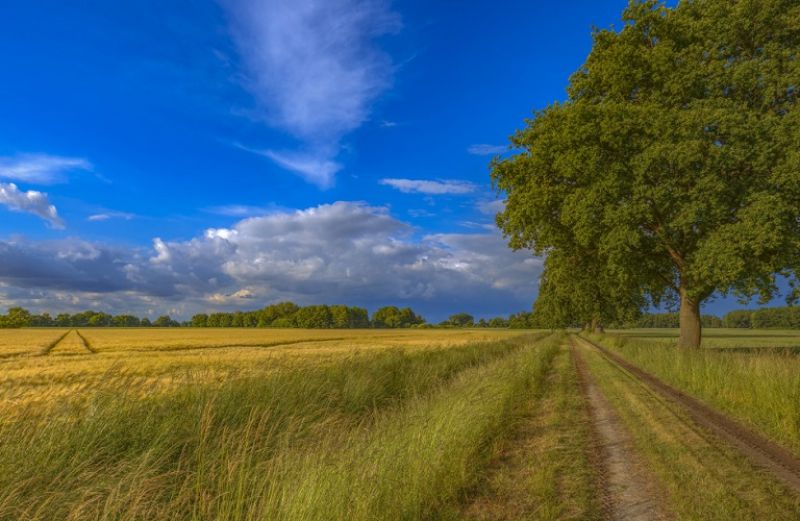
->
[[0, 0, 754, 320]]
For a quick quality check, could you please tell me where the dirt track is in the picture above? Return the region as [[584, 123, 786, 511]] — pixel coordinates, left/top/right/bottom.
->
[[576, 335, 800, 494], [571, 339, 668, 521]]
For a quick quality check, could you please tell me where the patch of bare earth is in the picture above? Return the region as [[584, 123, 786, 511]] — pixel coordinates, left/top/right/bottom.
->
[[571, 339, 669, 521]]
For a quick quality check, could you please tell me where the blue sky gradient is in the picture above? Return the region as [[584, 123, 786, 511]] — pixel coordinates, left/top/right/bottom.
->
[[0, 1, 768, 320]]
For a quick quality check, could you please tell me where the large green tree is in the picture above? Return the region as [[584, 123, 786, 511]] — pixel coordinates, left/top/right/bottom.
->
[[533, 249, 645, 331], [492, 0, 800, 347]]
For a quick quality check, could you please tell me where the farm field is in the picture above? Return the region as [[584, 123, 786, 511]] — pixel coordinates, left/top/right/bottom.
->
[[2, 328, 800, 520], [0, 328, 523, 410], [612, 327, 800, 350]]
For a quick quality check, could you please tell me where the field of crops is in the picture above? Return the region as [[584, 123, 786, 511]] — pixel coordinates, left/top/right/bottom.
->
[[2, 328, 800, 520], [0, 328, 522, 410]]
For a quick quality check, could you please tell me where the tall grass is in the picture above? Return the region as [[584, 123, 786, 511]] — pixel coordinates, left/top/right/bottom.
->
[[579, 339, 800, 521], [194, 335, 560, 521], [589, 333, 800, 455], [0, 334, 551, 520]]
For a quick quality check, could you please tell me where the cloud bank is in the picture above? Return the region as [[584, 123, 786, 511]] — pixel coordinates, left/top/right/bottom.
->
[[0, 202, 541, 319]]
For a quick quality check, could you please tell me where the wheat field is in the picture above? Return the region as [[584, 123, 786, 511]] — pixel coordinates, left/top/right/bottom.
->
[[0, 328, 524, 411]]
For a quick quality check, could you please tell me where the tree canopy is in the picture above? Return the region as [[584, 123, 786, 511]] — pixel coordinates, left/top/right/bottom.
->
[[492, 0, 800, 347]]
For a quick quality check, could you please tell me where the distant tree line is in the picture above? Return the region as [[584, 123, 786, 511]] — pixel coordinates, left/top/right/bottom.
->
[[0, 303, 555, 330], [625, 306, 800, 329], [431, 311, 547, 329], [624, 312, 724, 329], [0, 307, 179, 328], [719, 306, 800, 329], [6, 304, 800, 330]]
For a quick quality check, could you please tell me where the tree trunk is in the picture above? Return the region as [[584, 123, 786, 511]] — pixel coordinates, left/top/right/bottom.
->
[[594, 323, 604, 334], [678, 289, 701, 348], [589, 317, 598, 332]]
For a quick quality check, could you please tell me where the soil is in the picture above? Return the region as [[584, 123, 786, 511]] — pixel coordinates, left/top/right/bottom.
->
[[571, 339, 669, 521]]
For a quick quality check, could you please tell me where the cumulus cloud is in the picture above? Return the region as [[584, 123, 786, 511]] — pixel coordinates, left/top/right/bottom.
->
[[0, 202, 542, 319], [379, 178, 478, 195], [0, 154, 92, 184], [208, 288, 257, 304], [467, 144, 506, 156], [0, 182, 64, 228], [224, 0, 399, 186]]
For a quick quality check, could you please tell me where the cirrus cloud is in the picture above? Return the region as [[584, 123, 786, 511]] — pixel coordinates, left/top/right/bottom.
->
[[0, 154, 92, 184], [224, 0, 400, 187], [379, 178, 478, 195], [467, 144, 506, 156]]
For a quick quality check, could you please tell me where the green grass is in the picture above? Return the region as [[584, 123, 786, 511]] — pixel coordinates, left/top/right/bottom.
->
[[577, 337, 800, 520], [0, 334, 553, 520], [613, 327, 800, 349], [240, 336, 560, 521], [588, 332, 800, 457], [459, 344, 604, 521]]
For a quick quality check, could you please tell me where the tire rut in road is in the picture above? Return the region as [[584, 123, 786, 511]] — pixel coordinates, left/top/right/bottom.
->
[[570, 338, 670, 521], [577, 335, 800, 494]]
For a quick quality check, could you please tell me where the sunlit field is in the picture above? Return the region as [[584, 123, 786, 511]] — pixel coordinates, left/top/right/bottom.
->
[[0, 328, 558, 520], [0, 328, 526, 410], [3, 328, 800, 520], [612, 327, 800, 350]]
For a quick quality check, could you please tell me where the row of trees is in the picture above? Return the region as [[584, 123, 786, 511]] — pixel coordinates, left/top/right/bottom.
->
[[623, 307, 800, 329], [190, 304, 426, 329], [627, 312, 724, 329], [0, 305, 555, 330], [721, 307, 800, 329], [492, 0, 800, 347], [0, 304, 419, 329], [5, 305, 800, 330], [0, 308, 179, 328], [437, 312, 533, 328]]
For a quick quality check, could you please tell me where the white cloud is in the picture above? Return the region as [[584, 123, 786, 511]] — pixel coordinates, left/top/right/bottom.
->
[[380, 178, 478, 195], [408, 209, 436, 218], [0, 154, 92, 184], [0, 202, 542, 319], [0, 182, 64, 229], [208, 288, 257, 304], [206, 204, 272, 217], [262, 150, 341, 189], [151, 238, 172, 264], [224, 0, 399, 186], [87, 211, 134, 222], [467, 144, 506, 156], [477, 199, 505, 215]]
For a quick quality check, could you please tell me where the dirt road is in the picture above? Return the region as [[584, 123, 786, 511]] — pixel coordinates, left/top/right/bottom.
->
[[571, 339, 669, 521]]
